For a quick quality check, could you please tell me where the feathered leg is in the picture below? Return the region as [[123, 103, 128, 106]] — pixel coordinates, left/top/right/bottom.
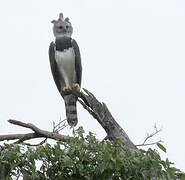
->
[[64, 94, 78, 127]]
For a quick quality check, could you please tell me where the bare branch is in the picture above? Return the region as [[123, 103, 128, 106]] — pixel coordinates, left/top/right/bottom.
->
[[1, 88, 138, 151], [75, 89, 137, 150], [0, 132, 42, 141], [78, 99, 98, 119], [53, 118, 68, 133], [23, 138, 47, 146], [136, 140, 163, 147], [0, 119, 72, 142], [136, 124, 162, 147]]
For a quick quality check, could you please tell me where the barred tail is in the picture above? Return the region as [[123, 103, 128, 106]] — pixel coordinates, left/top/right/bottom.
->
[[64, 95, 78, 127]]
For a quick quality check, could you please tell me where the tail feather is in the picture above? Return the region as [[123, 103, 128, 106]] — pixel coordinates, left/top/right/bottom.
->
[[64, 95, 78, 127]]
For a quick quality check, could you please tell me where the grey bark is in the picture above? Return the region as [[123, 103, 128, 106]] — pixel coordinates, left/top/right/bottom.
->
[[0, 88, 137, 151], [74, 89, 137, 150]]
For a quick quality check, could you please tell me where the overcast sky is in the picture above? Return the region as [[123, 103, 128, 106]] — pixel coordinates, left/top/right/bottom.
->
[[0, 0, 185, 172]]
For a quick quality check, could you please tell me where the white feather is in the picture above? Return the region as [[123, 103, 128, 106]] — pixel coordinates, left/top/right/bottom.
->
[[55, 48, 76, 87]]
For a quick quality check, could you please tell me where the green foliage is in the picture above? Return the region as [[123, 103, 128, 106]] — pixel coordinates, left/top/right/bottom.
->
[[0, 127, 184, 180], [157, 143, 166, 153]]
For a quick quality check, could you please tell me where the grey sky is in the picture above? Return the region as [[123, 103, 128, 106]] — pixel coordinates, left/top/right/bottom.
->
[[0, 0, 185, 171]]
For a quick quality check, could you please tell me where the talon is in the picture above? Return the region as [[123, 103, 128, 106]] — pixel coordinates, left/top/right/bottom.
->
[[72, 83, 80, 92], [62, 85, 71, 92]]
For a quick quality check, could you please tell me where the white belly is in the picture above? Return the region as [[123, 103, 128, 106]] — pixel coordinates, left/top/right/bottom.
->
[[55, 48, 76, 87]]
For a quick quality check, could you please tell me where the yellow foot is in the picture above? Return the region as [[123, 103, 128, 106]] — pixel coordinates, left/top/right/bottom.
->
[[72, 83, 81, 92], [62, 85, 71, 92]]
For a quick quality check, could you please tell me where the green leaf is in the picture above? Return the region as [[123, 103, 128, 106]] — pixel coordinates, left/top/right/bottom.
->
[[157, 143, 166, 153], [0, 127, 184, 179], [180, 174, 185, 180]]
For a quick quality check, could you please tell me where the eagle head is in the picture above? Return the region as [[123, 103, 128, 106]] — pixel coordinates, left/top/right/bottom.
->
[[51, 13, 73, 38]]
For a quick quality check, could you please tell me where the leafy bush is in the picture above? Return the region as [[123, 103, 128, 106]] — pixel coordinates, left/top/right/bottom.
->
[[0, 127, 184, 180]]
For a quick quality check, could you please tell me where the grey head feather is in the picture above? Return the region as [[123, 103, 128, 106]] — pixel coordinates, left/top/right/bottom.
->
[[59, 13, 63, 20], [51, 13, 73, 38]]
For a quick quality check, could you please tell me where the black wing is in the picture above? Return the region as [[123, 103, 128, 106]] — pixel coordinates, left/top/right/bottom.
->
[[71, 39, 82, 86], [49, 42, 61, 93]]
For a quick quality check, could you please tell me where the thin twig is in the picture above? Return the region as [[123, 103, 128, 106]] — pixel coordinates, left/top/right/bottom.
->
[[136, 140, 163, 147], [23, 138, 47, 146], [53, 118, 68, 133], [143, 125, 162, 144], [136, 124, 162, 147]]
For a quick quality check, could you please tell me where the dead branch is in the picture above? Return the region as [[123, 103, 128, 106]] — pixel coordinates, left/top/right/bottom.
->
[[136, 124, 162, 147], [0, 88, 137, 151], [136, 140, 163, 147], [0, 119, 72, 142], [23, 138, 47, 146], [74, 88, 137, 150], [0, 132, 41, 141], [53, 118, 68, 133]]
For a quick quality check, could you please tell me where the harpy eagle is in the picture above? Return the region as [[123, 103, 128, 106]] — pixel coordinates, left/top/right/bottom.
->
[[49, 13, 82, 127]]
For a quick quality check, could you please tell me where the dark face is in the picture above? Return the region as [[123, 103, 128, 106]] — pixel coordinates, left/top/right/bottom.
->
[[52, 20, 73, 38]]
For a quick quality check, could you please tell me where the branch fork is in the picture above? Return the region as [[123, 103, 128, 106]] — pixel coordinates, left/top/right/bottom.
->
[[0, 88, 154, 150]]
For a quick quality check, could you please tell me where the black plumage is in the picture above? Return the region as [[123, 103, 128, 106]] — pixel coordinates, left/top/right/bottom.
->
[[49, 38, 82, 126], [49, 13, 82, 127]]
